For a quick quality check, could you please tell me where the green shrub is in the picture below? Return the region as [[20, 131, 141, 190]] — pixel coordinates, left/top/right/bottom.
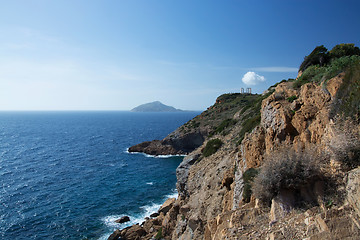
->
[[155, 227, 163, 240], [203, 138, 223, 157], [287, 95, 298, 102], [299, 44, 360, 73], [242, 168, 259, 203], [294, 55, 360, 89], [252, 148, 323, 204], [329, 43, 360, 59], [299, 45, 329, 72]]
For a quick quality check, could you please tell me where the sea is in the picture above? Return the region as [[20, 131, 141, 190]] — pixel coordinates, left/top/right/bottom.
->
[[0, 111, 200, 240]]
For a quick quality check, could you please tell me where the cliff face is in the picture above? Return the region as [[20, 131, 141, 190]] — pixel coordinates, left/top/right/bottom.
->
[[110, 56, 360, 240]]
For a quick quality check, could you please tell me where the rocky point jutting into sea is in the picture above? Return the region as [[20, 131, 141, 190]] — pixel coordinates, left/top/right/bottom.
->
[[110, 44, 360, 240]]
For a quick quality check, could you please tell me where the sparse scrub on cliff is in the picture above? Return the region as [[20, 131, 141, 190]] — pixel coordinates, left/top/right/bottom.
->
[[242, 168, 259, 203], [202, 138, 223, 157], [154, 227, 163, 240], [237, 115, 261, 144], [330, 63, 360, 119], [236, 90, 275, 144], [327, 116, 360, 169], [287, 95, 298, 102], [252, 148, 324, 204], [211, 118, 237, 136]]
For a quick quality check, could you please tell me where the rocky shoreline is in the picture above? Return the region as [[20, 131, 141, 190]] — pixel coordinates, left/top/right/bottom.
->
[[108, 198, 178, 240]]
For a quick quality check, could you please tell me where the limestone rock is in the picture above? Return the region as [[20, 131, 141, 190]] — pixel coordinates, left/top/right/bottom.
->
[[347, 167, 360, 217], [325, 72, 344, 98], [119, 224, 147, 240], [270, 189, 295, 223], [159, 198, 176, 215], [176, 152, 200, 198], [107, 229, 121, 240], [112, 67, 360, 240]]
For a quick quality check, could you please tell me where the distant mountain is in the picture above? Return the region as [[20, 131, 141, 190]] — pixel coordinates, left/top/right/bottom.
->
[[130, 101, 183, 112]]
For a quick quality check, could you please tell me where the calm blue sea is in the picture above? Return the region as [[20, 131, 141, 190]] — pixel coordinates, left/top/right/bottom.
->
[[0, 111, 200, 240]]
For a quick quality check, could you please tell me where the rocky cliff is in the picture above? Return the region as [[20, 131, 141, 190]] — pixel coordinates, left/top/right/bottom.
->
[[109, 45, 360, 240]]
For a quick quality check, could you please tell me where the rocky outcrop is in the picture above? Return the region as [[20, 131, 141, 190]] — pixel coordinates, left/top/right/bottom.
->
[[115, 216, 130, 224], [347, 167, 360, 218], [110, 66, 360, 239], [128, 130, 206, 156]]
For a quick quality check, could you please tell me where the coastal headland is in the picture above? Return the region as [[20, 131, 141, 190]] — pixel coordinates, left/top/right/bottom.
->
[[110, 44, 360, 240]]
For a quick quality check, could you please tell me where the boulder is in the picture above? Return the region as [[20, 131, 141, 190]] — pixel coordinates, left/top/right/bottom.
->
[[176, 153, 200, 197], [270, 189, 295, 223], [107, 229, 121, 240], [150, 212, 159, 218], [120, 224, 147, 239], [347, 166, 360, 217], [115, 216, 130, 224], [159, 198, 176, 215]]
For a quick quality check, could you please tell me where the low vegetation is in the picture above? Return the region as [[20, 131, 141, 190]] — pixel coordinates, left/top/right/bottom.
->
[[330, 63, 360, 119], [154, 227, 163, 240], [236, 89, 275, 144], [210, 118, 237, 136], [242, 168, 259, 203], [287, 95, 297, 102], [299, 43, 360, 72], [294, 55, 360, 89], [295, 44, 360, 89], [202, 138, 223, 157], [252, 148, 324, 205], [327, 116, 360, 169]]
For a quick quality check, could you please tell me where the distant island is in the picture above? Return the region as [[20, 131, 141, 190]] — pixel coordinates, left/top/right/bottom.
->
[[130, 101, 184, 112]]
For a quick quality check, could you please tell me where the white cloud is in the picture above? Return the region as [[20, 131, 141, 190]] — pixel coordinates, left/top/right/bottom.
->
[[242, 71, 266, 85]]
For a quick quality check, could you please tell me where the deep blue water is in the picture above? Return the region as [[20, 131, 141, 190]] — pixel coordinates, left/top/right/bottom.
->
[[0, 111, 200, 240]]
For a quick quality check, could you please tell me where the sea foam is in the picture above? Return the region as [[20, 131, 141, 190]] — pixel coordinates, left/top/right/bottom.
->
[[100, 190, 179, 240], [125, 148, 186, 158]]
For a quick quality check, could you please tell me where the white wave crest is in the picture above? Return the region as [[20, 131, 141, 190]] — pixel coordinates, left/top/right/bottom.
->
[[99, 189, 178, 239], [124, 148, 186, 158]]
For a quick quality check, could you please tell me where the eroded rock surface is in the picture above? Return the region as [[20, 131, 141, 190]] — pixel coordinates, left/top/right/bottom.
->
[[110, 71, 360, 240]]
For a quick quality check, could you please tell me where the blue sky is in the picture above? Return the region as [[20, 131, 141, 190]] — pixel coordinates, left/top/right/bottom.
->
[[1, 0, 360, 110]]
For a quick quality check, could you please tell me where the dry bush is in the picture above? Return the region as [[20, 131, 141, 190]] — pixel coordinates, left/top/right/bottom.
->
[[327, 116, 360, 169], [252, 147, 325, 204]]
